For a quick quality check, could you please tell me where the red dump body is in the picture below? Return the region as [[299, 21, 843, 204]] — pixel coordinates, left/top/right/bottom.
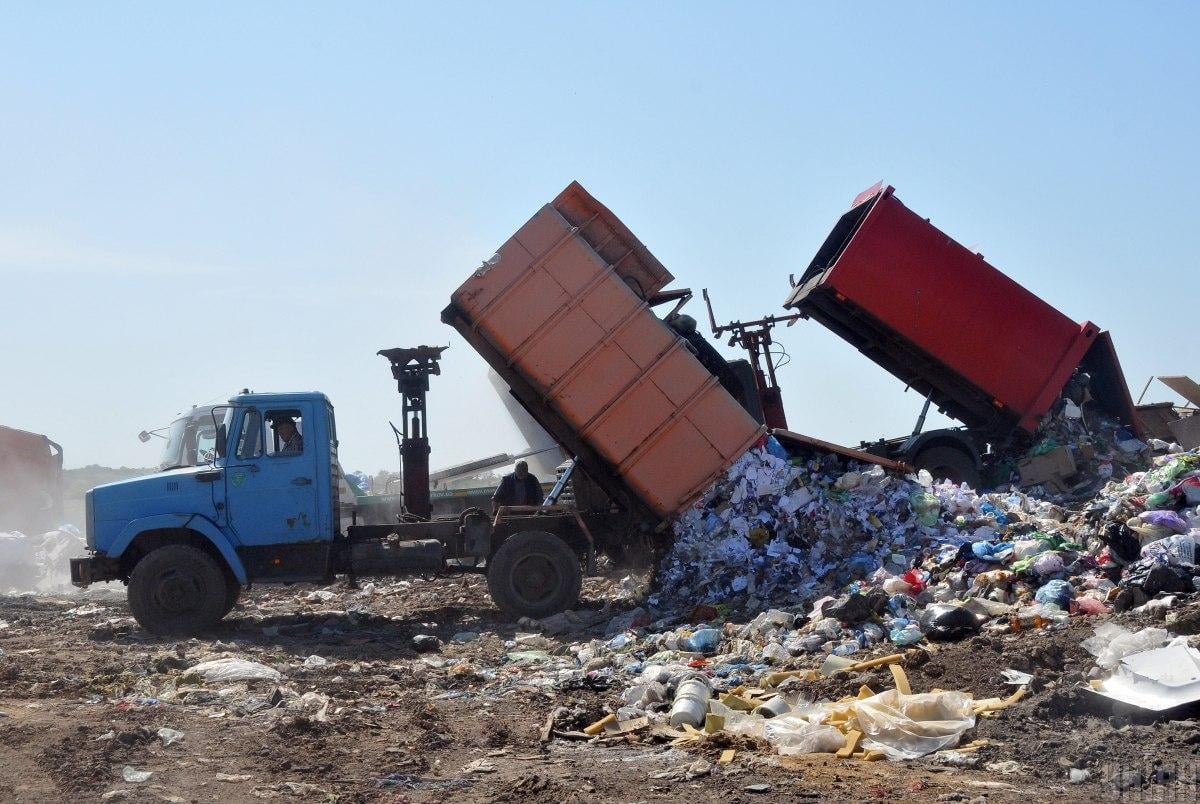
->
[[785, 185, 1140, 441], [443, 182, 764, 521]]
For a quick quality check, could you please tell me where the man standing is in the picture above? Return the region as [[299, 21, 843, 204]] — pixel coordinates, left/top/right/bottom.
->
[[492, 460, 543, 513]]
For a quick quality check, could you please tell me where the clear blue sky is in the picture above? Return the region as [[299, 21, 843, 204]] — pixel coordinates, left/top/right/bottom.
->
[[2, 3, 1197, 473]]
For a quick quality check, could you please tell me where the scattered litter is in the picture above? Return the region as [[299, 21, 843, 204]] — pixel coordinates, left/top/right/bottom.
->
[[183, 658, 283, 684], [1091, 639, 1200, 710], [156, 727, 184, 746], [121, 767, 152, 783]]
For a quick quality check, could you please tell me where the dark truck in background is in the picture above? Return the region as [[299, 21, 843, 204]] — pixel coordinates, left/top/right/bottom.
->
[[779, 184, 1141, 487]]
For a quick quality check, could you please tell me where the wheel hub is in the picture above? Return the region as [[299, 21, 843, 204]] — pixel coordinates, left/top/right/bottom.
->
[[153, 569, 204, 614], [511, 554, 560, 605]]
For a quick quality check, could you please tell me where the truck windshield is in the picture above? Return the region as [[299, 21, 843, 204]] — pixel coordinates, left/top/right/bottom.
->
[[158, 415, 219, 471]]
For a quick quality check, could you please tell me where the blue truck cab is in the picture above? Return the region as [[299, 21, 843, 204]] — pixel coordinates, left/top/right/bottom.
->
[[72, 389, 594, 635], [72, 392, 345, 632]]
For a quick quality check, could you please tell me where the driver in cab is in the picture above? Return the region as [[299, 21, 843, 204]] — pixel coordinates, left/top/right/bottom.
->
[[271, 416, 303, 455]]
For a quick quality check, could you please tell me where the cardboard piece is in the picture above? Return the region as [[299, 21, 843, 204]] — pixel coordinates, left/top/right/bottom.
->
[[1018, 446, 1077, 493]]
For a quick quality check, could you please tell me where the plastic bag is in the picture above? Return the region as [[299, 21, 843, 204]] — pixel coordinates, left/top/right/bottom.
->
[[920, 604, 980, 641], [847, 689, 977, 760], [1034, 579, 1073, 608], [1030, 552, 1066, 578], [764, 715, 845, 755], [1081, 623, 1170, 670], [971, 541, 1013, 562], [1140, 533, 1198, 565], [183, 657, 282, 684], [909, 492, 941, 527], [682, 628, 722, 653], [1140, 510, 1190, 534]]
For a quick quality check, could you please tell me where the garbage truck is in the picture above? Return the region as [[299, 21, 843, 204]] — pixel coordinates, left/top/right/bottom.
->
[[70, 182, 765, 635], [780, 183, 1142, 487]]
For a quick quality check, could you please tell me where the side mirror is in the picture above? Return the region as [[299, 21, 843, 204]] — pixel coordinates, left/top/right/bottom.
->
[[215, 423, 227, 459]]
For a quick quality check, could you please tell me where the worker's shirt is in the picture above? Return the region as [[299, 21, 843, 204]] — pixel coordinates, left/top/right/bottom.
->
[[281, 434, 303, 455], [493, 473, 543, 507]]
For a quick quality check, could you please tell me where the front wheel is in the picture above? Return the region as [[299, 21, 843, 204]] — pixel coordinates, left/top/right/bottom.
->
[[487, 531, 581, 619], [127, 545, 230, 636], [222, 582, 241, 617]]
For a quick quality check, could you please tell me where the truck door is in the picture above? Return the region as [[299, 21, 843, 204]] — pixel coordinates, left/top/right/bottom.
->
[[224, 404, 322, 546]]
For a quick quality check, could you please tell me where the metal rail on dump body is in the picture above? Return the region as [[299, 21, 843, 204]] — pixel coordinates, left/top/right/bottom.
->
[[442, 180, 765, 526], [784, 184, 1141, 442]]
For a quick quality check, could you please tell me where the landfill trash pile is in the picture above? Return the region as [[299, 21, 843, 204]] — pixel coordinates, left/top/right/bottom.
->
[[1005, 376, 1153, 500], [0, 524, 84, 593], [653, 439, 931, 613], [519, 436, 1200, 763], [653, 437, 1200, 651]]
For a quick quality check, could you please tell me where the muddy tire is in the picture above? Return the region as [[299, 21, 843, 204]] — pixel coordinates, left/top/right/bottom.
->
[[912, 445, 981, 488], [127, 545, 230, 636], [487, 531, 581, 619]]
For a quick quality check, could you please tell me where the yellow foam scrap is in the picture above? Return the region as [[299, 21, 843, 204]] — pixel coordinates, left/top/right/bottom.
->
[[856, 685, 875, 700], [718, 749, 736, 765], [845, 653, 904, 672], [959, 739, 989, 751], [836, 729, 862, 758], [682, 723, 704, 737], [974, 687, 1026, 714], [704, 714, 725, 734], [718, 692, 756, 711], [861, 749, 887, 761], [889, 664, 912, 695], [764, 669, 820, 687], [583, 714, 616, 736]]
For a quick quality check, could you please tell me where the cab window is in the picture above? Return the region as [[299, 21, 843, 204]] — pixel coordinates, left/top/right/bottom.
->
[[235, 410, 263, 460], [266, 410, 304, 457]]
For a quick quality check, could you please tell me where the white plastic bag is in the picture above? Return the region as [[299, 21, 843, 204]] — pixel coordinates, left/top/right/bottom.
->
[[764, 715, 845, 755], [184, 657, 282, 684], [847, 689, 977, 760], [1081, 623, 1170, 670]]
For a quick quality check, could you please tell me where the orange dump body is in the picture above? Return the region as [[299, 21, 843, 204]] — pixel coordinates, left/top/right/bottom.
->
[[443, 182, 764, 521]]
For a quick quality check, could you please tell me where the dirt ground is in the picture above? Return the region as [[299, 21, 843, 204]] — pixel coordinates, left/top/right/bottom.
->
[[0, 574, 1197, 803]]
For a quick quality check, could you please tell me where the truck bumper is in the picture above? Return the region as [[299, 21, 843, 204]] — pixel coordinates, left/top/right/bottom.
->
[[70, 554, 121, 587]]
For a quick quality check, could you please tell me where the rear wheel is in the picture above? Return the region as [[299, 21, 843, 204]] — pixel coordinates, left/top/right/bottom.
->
[[487, 531, 582, 619], [127, 545, 230, 636], [912, 445, 981, 488]]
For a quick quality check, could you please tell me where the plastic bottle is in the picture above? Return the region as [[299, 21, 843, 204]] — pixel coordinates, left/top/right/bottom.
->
[[669, 675, 711, 727]]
